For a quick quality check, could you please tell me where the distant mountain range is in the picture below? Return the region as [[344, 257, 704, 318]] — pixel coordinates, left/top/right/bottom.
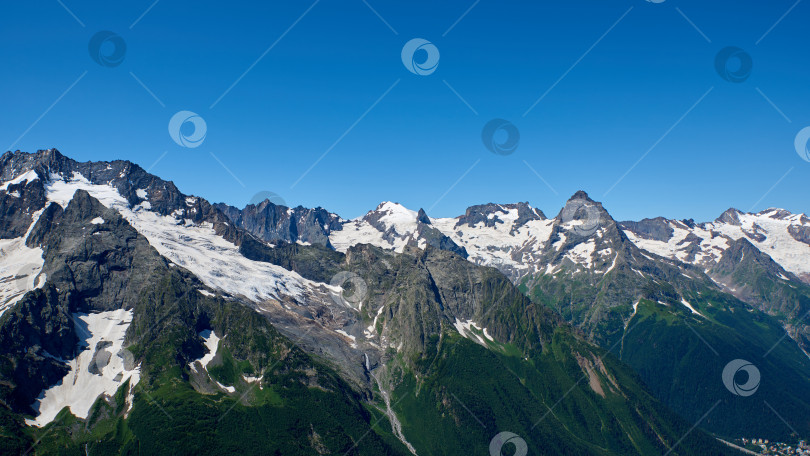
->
[[218, 184, 810, 440], [1, 149, 807, 455]]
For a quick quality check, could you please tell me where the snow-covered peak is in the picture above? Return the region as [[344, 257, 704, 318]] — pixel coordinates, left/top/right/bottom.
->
[[43, 171, 320, 304], [373, 201, 415, 215], [622, 207, 810, 283], [365, 202, 419, 228], [755, 207, 802, 221]]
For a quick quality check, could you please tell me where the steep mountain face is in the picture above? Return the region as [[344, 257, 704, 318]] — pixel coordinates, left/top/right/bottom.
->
[[220, 187, 810, 442], [519, 201, 810, 441], [217, 198, 554, 283], [0, 189, 400, 455], [214, 199, 342, 247], [519, 193, 716, 344], [708, 237, 810, 353], [460, 194, 810, 441], [620, 208, 810, 284], [619, 208, 810, 362], [517, 198, 810, 441], [266, 242, 738, 455], [0, 149, 739, 455]]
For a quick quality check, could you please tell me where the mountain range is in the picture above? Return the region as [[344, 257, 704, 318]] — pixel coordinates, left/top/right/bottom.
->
[[1, 149, 808, 455]]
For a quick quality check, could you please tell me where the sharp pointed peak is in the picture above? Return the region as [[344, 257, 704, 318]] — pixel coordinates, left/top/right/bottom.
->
[[567, 190, 594, 202], [416, 208, 431, 224], [715, 207, 743, 225]]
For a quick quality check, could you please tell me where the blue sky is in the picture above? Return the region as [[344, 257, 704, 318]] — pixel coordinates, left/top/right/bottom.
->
[[1, 0, 808, 222]]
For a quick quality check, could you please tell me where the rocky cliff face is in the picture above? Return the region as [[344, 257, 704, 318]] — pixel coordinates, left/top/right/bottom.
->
[[214, 199, 342, 247], [0, 170, 403, 454], [0, 149, 797, 453], [709, 237, 810, 353]]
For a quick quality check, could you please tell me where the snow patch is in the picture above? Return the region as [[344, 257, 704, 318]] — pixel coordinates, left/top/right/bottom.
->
[[243, 374, 262, 385], [453, 318, 494, 346], [26, 309, 140, 427], [216, 382, 236, 393], [565, 238, 596, 268], [0, 170, 39, 191], [0, 210, 46, 318], [365, 306, 385, 339], [45, 172, 315, 304], [335, 329, 358, 348], [195, 329, 221, 370], [624, 211, 810, 281], [680, 298, 705, 317]]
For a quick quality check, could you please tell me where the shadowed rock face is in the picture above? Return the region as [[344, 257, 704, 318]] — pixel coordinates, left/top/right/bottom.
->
[[0, 188, 176, 413], [716, 207, 742, 225], [456, 202, 545, 232], [789, 224, 810, 246], [709, 237, 810, 353], [619, 217, 674, 242], [214, 200, 342, 247], [219, 200, 471, 258], [1, 149, 186, 217], [0, 176, 47, 239], [0, 150, 773, 454]]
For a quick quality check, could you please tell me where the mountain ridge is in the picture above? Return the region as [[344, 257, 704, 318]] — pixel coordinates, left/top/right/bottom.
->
[[0, 148, 746, 455]]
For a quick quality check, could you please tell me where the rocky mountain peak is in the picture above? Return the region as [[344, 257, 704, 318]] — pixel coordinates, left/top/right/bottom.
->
[[363, 202, 417, 229], [455, 202, 545, 230], [416, 208, 431, 225], [555, 193, 612, 239], [716, 208, 742, 225], [711, 236, 798, 287], [618, 217, 674, 242], [567, 190, 594, 202], [759, 208, 795, 220]]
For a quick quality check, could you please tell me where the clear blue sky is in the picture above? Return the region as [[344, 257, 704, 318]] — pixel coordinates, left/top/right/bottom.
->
[[1, 0, 808, 222]]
